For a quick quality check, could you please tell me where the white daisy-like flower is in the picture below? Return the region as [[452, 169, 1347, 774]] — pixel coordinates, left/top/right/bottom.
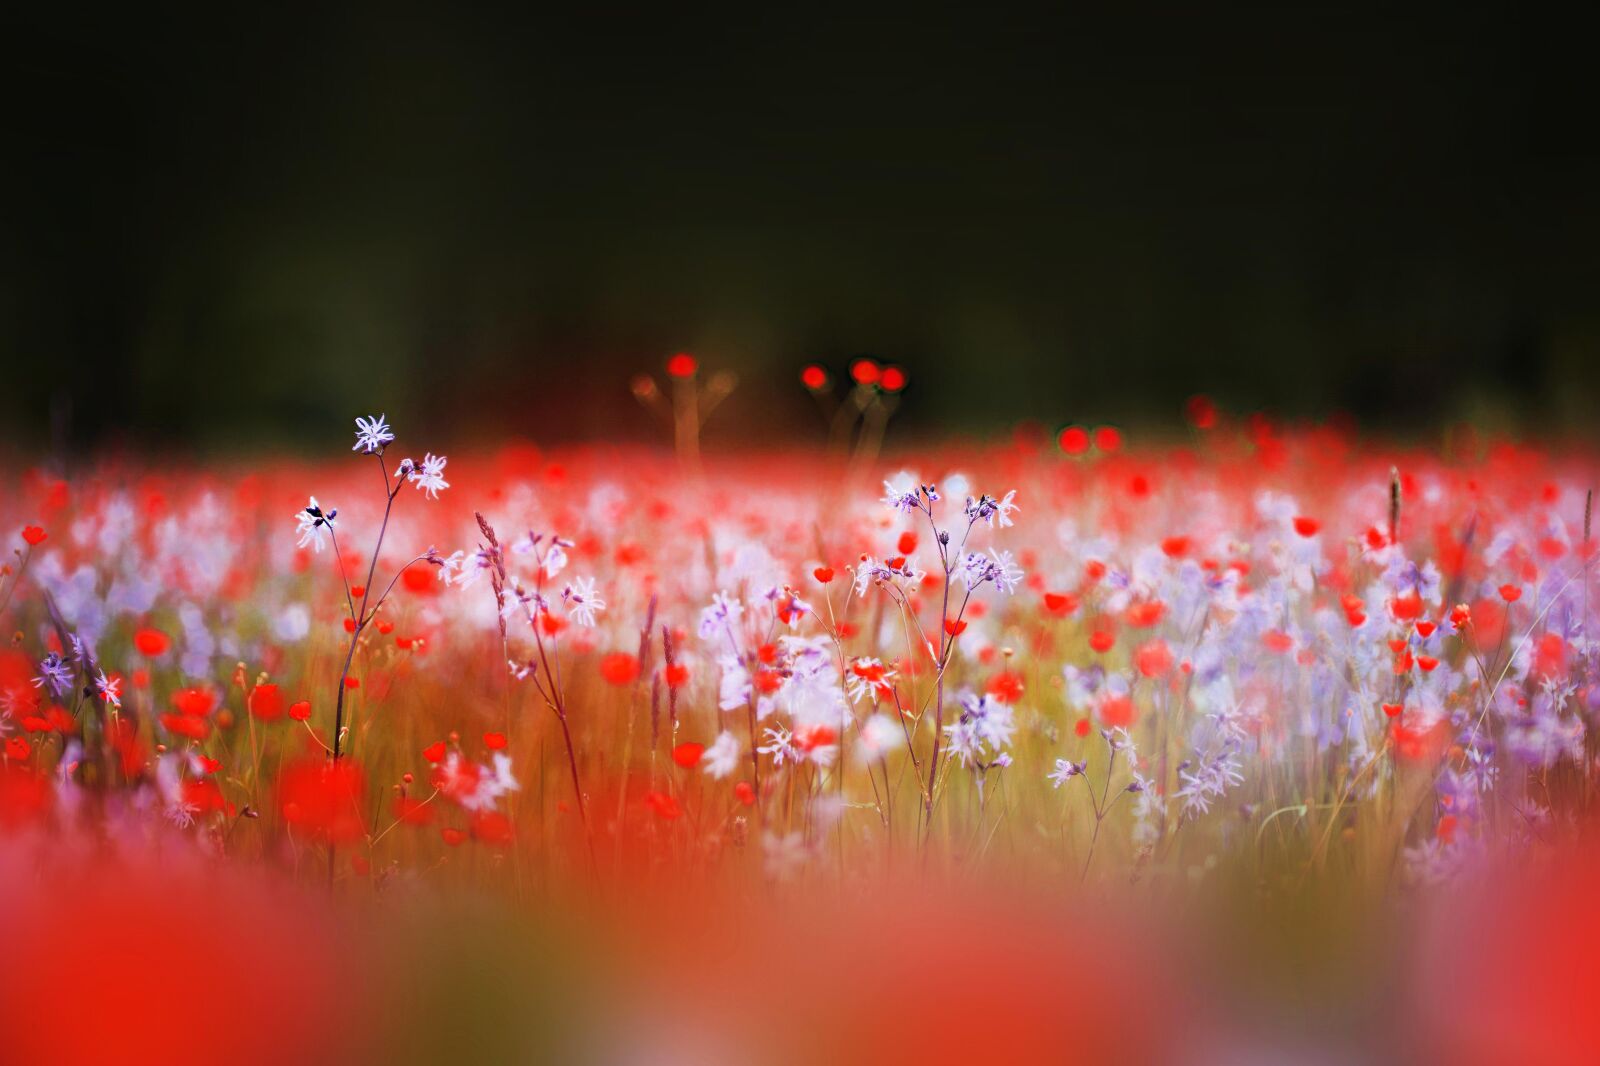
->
[[562, 576, 605, 627], [295, 496, 335, 552], [352, 413, 395, 453], [408, 452, 450, 499], [1048, 758, 1087, 788], [986, 548, 1024, 594]]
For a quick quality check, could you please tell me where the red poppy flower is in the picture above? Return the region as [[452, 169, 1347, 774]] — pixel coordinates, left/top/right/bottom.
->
[[172, 687, 217, 717], [849, 358, 881, 385], [1099, 693, 1136, 728], [248, 684, 285, 721], [470, 811, 514, 845], [1043, 592, 1077, 616], [277, 757, 366, 844], [986, 671, 1025, 704], [1389, 590, 1423, 621], [160, 713, 211, 740], [1135, 640, 1173, 678], [180, 778, 227, 815], [600, 652, 641, 686], [1058, 426, 1090, 455], [1125, 601, 1166, 627], [133, 628, 169, 656]]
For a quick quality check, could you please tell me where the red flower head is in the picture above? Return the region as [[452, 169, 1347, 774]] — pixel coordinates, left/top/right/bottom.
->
[[1058, 426, 1090, 455], [277, 757, 366, 844], [1135, 639, 1173, 678], [159, 713, 211, 741], [172, 687, 218, 718], [665, 352, 698, 378], [470, 811, 514, 845], [600, 652, 641, 686], [133, 628, 170, 656], [1099, 693, 1136, 728], [248, 684, 285, 722], [985, 671, 1025, 704]]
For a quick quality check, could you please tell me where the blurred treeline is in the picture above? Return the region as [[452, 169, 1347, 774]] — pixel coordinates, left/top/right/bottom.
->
[[5, 8, 1598, 452]]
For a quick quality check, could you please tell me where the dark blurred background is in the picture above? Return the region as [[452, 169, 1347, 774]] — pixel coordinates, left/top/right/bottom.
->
[[5, 8, 1598, 452]]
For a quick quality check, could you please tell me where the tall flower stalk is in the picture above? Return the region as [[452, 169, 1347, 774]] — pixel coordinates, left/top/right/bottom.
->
[[301, 416, 448, 763], [297, 415, 447, 882], [869, 480, 1022, 833], [459, 516, 604, 867]]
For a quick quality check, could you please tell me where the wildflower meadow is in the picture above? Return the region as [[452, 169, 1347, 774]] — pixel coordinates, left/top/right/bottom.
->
[[3, 362, 1599, 1064]]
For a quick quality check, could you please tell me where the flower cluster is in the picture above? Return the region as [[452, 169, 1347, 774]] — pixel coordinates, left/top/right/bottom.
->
[[2, 412, 1598, 904]]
